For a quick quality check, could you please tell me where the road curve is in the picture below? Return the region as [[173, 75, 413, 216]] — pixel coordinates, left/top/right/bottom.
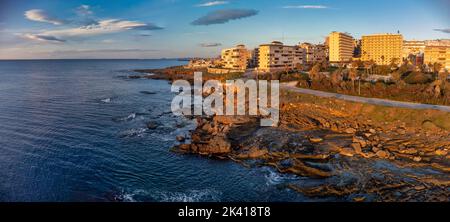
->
[[280, 82, 450, 113]]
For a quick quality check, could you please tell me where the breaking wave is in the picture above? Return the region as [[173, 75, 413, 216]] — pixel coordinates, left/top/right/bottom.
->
[[115, 189, 222, 202]]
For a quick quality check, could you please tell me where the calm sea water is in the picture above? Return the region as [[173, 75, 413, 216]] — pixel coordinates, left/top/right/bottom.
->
[[0, 59, 306, 202]]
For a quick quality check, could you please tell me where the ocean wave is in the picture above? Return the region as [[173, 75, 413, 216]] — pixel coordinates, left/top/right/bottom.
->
[[115, 189, 221, 202], [113, 113, 137, 122], [101, 98, 112, 103], [118, 127, 147, 138], [264, 168, 299, 186]]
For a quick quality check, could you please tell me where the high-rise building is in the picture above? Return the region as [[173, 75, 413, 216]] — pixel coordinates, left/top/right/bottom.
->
[[221, 44, 250, 71], [403, 40, 425, 59], [258, 41, 305, 72], [299, 43, 327, 64], [248, 48, 259, 68], [424, 45, 450, 70], [361, 33, 403, 65], [328, 32, 354, 63]]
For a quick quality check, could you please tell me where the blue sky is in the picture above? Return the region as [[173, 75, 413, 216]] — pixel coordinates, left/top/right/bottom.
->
[[0, 0, 449, 59]]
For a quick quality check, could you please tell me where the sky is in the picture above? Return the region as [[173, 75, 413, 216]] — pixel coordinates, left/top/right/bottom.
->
[[0, 0, 449, 59]]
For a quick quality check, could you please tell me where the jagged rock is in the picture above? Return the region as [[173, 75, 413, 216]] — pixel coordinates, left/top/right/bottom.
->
[[146, 121, 158, 129], [340, 148, 355, 157], [310, 137, 323, 143], [178, 144, 191, 151], [397, 128, 406, 135], [353, 136, 367, 148], [369, 129, 376, 134], [401, 148, 418, 155], [435, 149, 448, 156], [176, 135, 185, 142], [198, 135, 231, 155], [345, 128, 357, 134], [351, 143, 362, 154], [376, 150, 390, 159], [413, 156, 422, 162]]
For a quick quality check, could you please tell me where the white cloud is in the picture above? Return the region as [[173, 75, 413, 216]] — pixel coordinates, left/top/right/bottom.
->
[[283, 5, 329, 9], [22, 33, 65, 43], [24, 9, 65, 25], [76, 5, 94, 16], [42, 19, 163, 38], [196, 1, 229, 7]]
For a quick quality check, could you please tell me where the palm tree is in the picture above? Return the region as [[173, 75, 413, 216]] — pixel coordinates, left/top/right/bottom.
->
[[348, 67, 358, 90]]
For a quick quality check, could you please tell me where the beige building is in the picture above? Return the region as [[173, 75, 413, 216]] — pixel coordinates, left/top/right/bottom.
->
[[328, 32, 354, 63], [221, 44, 250, 71], [361, 33, 403, 65], [424, 46, 450, 70], [403, 40, 425, 58], [258, 41, 305, 72], [299, 43, 327, 64]]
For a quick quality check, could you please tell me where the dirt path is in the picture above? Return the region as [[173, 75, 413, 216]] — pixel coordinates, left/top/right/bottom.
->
[[281, 82, 450, 112]]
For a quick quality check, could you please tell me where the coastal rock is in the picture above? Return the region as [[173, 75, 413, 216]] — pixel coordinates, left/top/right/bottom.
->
[[435, 149, 448, 156], [310, 137, 323, 143], [351, 143, 362, 154], [146, 121, 159, 130], [176, 135, 185, 142], [400, 148, 418, 155], [340, 148, 355, 157], [376, 150, 390, 159], [197, 135, 231, 155], [345, 128, 357, 134]]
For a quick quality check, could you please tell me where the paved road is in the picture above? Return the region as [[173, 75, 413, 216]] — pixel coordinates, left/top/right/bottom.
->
[[280, 82, 450, 113]]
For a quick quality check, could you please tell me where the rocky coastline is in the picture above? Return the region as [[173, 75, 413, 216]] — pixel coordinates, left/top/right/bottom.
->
[[136, 67, 450, 202]]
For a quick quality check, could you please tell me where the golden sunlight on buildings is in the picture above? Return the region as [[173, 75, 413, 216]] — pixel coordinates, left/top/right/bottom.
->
[[258, 41, 305, 73], [299, 43, 327, 65], [328, 31, 354, 63], [361, 33, 403, 65], [220, 44, 250, 71], [424, 45, 450, 70], [403, 40, 425, 58]]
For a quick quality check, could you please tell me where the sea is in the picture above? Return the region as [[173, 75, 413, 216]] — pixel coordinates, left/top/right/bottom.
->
[[0, 59, 307, 202]]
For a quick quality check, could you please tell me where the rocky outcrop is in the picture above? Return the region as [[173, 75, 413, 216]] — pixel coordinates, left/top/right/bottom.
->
[[171, 88, 450, 202]]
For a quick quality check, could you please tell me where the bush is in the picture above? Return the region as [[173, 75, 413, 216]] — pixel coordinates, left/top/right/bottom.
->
[[403, 72, 432, 84]]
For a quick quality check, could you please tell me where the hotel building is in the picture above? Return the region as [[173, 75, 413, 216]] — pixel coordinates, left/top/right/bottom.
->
[[424, 45, 450, 70], [328, 32, 354, 63], [361, 33, 403, 65], [221, 44, 250, 71], [258, 41, 305, 72], [403, 40, 426, 58], [299, 43, 327, 64]]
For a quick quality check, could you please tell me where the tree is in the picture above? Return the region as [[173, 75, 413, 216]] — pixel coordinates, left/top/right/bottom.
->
[[348, 67, 358, 90], [309, 63, 321, 81], [433, 62, 443, 74], [330, 68, 343, 87], [295, 63, 304, 72]]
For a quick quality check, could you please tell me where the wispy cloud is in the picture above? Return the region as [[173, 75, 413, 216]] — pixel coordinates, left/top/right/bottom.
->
[[24, 9, 65, 25], [22, 33, 66, 43], [199, 42, 222, 47], [192, 9, 258, 25], [196, 1, 229, 7], [76, 5, 93, 16], [46, 49, 161, 59], [282, 5, 329, 9], [434, 28, 450, 34], [41, 19, 163, 38]]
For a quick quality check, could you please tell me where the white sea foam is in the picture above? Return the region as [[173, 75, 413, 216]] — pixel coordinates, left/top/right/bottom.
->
[[116, 189, 221, 202], [119, 128, 147, 138], [101, 98, 112, 103]]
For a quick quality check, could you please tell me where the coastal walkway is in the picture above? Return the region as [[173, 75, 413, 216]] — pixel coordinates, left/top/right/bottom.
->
[[280, 82, 450, 113]]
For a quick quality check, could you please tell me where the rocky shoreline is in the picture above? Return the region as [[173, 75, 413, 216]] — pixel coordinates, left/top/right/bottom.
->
[[137, 68, 450, 202]]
